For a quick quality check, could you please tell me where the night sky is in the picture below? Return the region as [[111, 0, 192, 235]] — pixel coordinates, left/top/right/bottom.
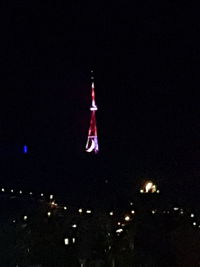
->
[[0, 3, 199, 208]]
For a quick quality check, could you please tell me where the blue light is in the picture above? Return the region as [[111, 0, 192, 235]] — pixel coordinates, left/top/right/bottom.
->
[[23, 145, 28, 154]]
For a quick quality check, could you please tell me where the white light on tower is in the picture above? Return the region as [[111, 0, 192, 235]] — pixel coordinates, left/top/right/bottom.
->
[[191, 213, 194, 218], [47, 212, 51, 217], [109, 211, 114, 216], [64, 206, 67, 210], [19, 190, 22, 194], [1, 188, 5, 192], [72, 237, 75, 244], [131, 210, 135, 214], [50, 194, 53, 200], [72, 224, 77, 228], [23, 215, 28, 221], [11, 189, 14, 193]]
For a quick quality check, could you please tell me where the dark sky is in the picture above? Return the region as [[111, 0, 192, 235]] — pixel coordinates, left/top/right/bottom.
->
[[0, 2, 199, 207]]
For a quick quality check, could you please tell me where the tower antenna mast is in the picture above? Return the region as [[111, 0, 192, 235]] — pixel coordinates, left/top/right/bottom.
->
[[85, 70, 99, 154]]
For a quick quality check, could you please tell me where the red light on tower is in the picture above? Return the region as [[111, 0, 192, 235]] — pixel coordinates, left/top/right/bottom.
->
[[85, 71, 99, 154]]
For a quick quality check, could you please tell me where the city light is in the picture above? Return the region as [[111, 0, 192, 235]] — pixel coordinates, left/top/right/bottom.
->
[[72, 224, 77, 228], [19, 190, 22, 194], [109, 211, 114, 216], [78, 208, 83, 213], [64, 238, 69, 245], [125, 215, 130, 221], [64, 206, 67, 210], [131, 210, 135, 214], [50, 195, 53, 200], [11, 189, 14, 193], [140, 180, 158, 193], [1, 188, 5, 192], [40, 193, 44, 197], [146, 182, 153, 192], [190, 213, 194, 218], [116, 228, 123, 233], [86, 210, 92, 214], [50, 201, 57, 207], [47, 212, 51, 217], [23, 215, 28, 221], [72, 238, 76, 244], [180, 209, 184, 214]]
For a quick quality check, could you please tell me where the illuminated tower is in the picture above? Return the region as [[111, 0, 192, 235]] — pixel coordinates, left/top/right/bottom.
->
[[85, 72, 99, 154]]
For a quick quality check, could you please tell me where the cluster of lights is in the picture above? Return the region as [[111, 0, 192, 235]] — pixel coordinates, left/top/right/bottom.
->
[[140, 181, 159, 194], [64, 237, 75, 245], [2, 184, 200, 232]]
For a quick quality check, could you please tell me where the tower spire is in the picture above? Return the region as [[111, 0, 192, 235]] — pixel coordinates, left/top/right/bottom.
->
[[85, 71, 99, 154]]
